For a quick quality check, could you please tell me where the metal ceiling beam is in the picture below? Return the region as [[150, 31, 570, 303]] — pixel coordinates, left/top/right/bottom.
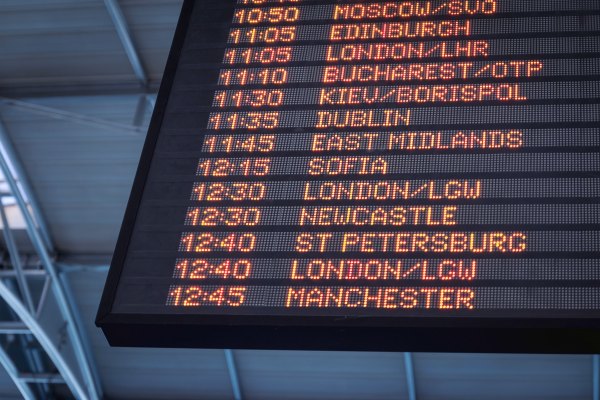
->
[[103, 0, 148, 86], [57, 264, 110, 273], [403, 352, 417, 400], [0, 322, 30, 335], [0, 270, 46, 278], [0, 82, 160, 99], [18, 373, 64, 385], [594, 355, 599, 400], [0, 97, 144, 134], [225, 349, 243, 400]]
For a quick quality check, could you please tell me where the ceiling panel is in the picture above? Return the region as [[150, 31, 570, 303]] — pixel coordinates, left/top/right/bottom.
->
[[235, 350, 408, 400], [0, 0, 183, 93], [0, 95, 147, 254], [0, 1, 130, 88], [413, 353, 593, 400]]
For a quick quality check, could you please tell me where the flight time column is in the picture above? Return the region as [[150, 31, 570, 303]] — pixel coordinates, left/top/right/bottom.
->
[[168, 0, 302, 309]]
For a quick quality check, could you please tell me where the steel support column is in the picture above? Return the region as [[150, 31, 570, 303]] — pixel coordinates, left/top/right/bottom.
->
[[593, 355, 599, 400], [59, 272, 103, 397], [225, 349, 243, 400], [404, 352, 417, 400]]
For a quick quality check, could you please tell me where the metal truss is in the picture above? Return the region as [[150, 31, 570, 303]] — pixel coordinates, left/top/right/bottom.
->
[[0, 120, 101, 399], [0, 5, 152, 392]]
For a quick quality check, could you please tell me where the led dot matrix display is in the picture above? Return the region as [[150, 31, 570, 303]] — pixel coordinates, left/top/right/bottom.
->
[[97, 0, 600, 352]]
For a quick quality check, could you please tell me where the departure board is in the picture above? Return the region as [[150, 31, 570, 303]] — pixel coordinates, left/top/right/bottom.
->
[[97, 0, 600, 352]]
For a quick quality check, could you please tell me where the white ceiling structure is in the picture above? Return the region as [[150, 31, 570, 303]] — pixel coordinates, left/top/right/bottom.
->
[[0, 1, 598, 399]]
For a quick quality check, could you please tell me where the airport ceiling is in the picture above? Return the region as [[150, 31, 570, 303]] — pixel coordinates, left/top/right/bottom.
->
[[0, 1, 597, 399]]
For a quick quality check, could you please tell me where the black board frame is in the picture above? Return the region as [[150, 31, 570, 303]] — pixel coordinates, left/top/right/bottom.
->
[[96, 0, 600, 353]]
